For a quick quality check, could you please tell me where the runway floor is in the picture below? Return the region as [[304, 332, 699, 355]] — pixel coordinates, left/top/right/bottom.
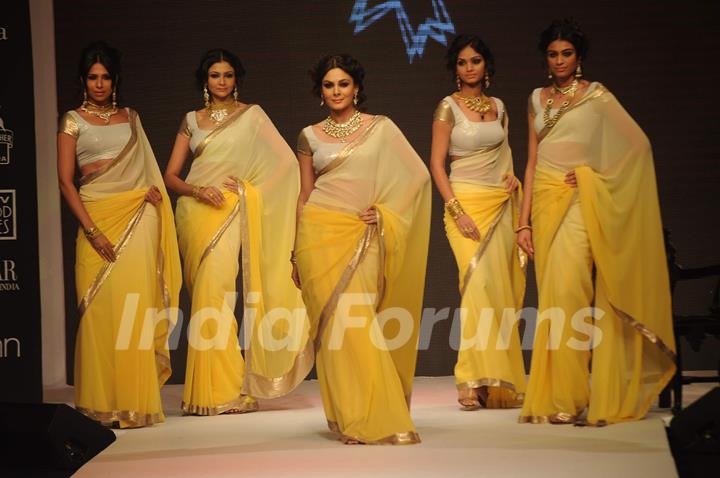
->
[[43, 376, 714, 478]]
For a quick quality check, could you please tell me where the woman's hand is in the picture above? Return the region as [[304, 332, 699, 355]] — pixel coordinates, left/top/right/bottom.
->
[[291, 263, 301, 289], [92, 234, 117, 262], [564, 170, 577, 187], [359, 206, 378, 225], [504, 174, 520, 193], [223, 176, 240, 194], [144, 185, 162, 205], [456, 214, 481, 241], [517, 229, 534, 259], [198, 186, 225, 207]]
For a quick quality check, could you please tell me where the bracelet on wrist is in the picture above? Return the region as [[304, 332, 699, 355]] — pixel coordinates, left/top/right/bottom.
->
[[290, 250, 298, 265], [444, 198, 466, 220], [191, 185, 203, 200], [84, 226, 101, 240], [514, 225, 532, 233]]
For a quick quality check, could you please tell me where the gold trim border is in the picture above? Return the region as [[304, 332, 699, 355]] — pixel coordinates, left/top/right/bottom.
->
[[459, 199, 510, 297], [78, 201, 148, 317], [610, 304, 676, 362], [327, 421, 421, 445], [194, 104, 253, 157], [518, 412, 578, 425], [181, 395, 258, 416], [319, 116, 384, 176], [314, 223, 377, 349], [76, 406, 163, 428]]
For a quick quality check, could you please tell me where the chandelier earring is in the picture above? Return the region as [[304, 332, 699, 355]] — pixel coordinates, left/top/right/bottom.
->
[[320, 97, 325, 107], [484, 72, 491, 90], [82, 89, 88, 107], [575, 63, 583, 79], [456, 75, 462, 91], [203, 84, 210, 108], [233, 85, 239, 102], [353, 91, 358, 106], [112, 87, 117, 109]]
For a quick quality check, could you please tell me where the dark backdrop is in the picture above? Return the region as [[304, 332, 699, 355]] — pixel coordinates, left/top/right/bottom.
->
[[55, 0, 720, 383]]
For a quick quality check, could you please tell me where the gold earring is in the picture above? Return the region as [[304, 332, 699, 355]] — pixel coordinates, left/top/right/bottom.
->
[[320, 97, 324, 107], [484, 72, 490, 90], [353, 91, 358, 106], [112, 87, 117, 108], [233, 85, 238, 102], [575, 63, 583, 78], [456, 75, 462, 91], [82, 89, 88, 106], [203, 84, 210, 108], [547, 71, 552, 80]]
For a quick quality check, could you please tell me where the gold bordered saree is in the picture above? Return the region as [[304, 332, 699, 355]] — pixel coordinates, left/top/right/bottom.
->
[[442, 113, 527, 408], [176, 105, 310, 415], [74, 109, 181, 428], [295, 116, 431, 444], [520, 84, 676, 425]]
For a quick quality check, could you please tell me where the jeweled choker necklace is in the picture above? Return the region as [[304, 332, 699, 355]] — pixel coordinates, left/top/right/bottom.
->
[[81, 100, 118, 124], [452, 92, 492, 114], [322, 110, 362, 142]]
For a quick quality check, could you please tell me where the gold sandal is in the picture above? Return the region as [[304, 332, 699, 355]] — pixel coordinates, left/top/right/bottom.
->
[[457, 388, 481, 411]]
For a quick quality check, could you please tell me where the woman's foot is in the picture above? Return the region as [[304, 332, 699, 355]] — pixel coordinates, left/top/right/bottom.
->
[[340, 436, 366, 445], [457, 388, 483, 411]]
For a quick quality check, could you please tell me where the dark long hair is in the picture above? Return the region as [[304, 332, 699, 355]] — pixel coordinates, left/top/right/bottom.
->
[[538, 18, 589, 61], [195, 48, 246, 91], [445, 34, 496, 80], [309, 54, 367, 107], [77, 41, 122, 96]]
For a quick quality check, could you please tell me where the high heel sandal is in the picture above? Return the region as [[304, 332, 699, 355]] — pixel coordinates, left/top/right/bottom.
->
[[457, 388, 482, 411]]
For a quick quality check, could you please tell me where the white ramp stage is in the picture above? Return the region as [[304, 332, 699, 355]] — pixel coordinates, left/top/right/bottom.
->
[[43, 376, 709, 478]]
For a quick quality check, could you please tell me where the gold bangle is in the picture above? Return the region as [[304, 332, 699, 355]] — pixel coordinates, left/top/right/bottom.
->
[[191, 185, 203, 200], [84, 226, 101, 240], [514, 225, 532, 233], [444, 198, 465, 220], [289, 250, 297, 265]]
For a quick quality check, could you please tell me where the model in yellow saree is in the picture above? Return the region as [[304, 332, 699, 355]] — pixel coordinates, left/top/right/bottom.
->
[[74, 110, 181, 428], [295, 116, 431, 444], [176, 105, 310, 415], [444, 114, 527, 409], [519, 85, 676, 425]]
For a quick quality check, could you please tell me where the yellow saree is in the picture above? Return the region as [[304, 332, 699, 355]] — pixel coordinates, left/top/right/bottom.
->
[[520, 84, 676, 425], [176, 105, 309, 415], [295, 116, 431, 444], [443, 113, 527, 408], [74, 109, 181, 428]]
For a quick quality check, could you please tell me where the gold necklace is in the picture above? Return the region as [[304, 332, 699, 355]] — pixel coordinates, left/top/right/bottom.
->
[[207, 100, 238, 125], [81, 100, 118, 124], [453, 92, 492, 114], [322, 110, 362, 142], [543, 80, 579, 129], [552, 79, 579, 95]]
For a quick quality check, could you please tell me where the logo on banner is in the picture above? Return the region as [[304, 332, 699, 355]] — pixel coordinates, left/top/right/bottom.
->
[[349, 1, 455, 63], [0, 259, 19, 292], [0, 115, 14, 165], [0, 190, 16, 240]]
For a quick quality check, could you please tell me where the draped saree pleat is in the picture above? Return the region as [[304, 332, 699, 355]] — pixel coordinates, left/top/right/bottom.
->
[[296, 117, 431, 443], [74, 110, 181, 428], [519, 85, 676, 425], [176, 105, 309, 415], [444, 113, 527, 408]]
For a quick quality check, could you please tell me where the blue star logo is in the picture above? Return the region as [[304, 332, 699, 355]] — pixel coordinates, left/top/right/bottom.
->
[[349, 1, 455, 64]]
